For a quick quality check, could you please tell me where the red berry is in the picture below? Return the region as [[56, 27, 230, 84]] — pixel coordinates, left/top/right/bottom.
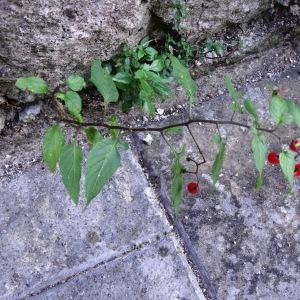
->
[[267, 152, 280, 165], [294, 164, 300, 177], [187, 182, 199, 195], [290, 139, 300, 152]]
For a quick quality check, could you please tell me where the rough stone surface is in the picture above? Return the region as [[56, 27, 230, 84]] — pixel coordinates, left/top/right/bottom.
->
[[0, 128, 205, 299], [139, 69, 300, 299], [0, 0, 151, 88], [18, 102, 42, 122], [1, 0, 299, 93], [152, 0, 271, 42], [0, 108, 6, 131]]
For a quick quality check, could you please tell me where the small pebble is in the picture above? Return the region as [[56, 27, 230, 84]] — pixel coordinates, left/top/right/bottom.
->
[[157, 108, 164, 115], [142, 134, 153, 145]]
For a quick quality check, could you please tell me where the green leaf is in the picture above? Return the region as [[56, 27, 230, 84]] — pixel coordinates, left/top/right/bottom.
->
[[213, 42, 224, 56], [211, 137, 226, 187], [91, 60, 119, 103], [244, 98, 258, 121], [64, 91, 83, 122], [140, 79, 154, 97], [16, 76, 48, 94], [140, 89, 156, 116], [224, 75, 242, 112], [145, 47, 158, 61], [140, 36, 150, 47], [137, 47, 146, 60], [113, 72, 133, 84], [212, 134, 222, 144], [144, 70, 171, 97], [269, 95, 289, 124], [143, 98, 156, 116], [251, 134, 267, 189], [281, 113, 294, 125], [149, 58, 164, 72], [43, 125, 65, 172], [56, 93, 66, 101], [85, 127, 102, 147], [85, 139, 121, 205], [66, 75, 86, 92], [170, 55, 197, 104], [165, 126, 182, 135], [279, 150, 295, 188], [170, 147, 185, 213], [59, 144, 83, 204], [287, 100, 300, 128], [134, 69, 145, 79]]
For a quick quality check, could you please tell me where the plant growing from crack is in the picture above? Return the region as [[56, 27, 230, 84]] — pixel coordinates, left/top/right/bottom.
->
[[15, 41, 300, 213]]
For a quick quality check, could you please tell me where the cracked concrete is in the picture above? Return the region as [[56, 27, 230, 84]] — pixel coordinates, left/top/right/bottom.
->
[[0, 132, 206, 299], [139, 68, 300, 299]]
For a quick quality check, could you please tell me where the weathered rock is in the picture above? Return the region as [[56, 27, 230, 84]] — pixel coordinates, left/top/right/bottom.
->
[[152, 0, 271, 42], [0, 0, 151, 88], [0, 0, 298, 93], [276, 0, 291, 6], [290, 4, 300, 16], [0, 108, 6, 131], [5, 85, 36, 104], [18, 102, 42, 122]]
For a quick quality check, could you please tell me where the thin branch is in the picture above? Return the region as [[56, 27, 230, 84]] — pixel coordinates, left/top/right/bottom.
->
[[187, 125, 206, 164], [185, 158, 201, 183], [57, 117, 277, 135], [186, 157, 199, 165]]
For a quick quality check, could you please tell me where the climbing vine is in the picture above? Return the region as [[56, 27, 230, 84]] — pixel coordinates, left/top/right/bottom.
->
[[15, 35, 300, 212]]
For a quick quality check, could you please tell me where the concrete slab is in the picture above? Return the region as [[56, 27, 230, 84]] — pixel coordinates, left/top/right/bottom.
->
[[139, 69, 300, 299], [0, 133, 204, 300], [29, 235, 204, 300]]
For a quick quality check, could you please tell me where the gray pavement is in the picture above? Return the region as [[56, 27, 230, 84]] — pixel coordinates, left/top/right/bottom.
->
[[0, 146, 205, 299], [139, 69, 300, 300], [1, 43, 300, 300]]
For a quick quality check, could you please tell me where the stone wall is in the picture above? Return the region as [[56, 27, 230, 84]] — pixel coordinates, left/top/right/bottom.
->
[[152, 0, 271, 42], [0, 0, 299, 131], [0, 0, 151, 88], [1, 0, 298, 90]]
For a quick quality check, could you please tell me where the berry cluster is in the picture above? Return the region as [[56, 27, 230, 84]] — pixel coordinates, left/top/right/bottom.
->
[[186, 138, 300, 196], [267, 138, 300, 177]]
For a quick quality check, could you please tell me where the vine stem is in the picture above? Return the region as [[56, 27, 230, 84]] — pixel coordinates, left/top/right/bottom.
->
[[57, 117, 277, 135], [187, 125, 206, 164]]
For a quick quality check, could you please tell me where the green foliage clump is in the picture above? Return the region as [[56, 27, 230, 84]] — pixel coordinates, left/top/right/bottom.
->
[[14, 36, 197, 208], [109, 36, 174, 114]]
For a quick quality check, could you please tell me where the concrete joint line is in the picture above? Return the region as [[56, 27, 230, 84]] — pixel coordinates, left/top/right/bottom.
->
[[6, 233, 169, 300]]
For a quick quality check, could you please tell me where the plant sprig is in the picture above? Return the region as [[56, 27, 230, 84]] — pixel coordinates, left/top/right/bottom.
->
[[14, 38, 300, 213]]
